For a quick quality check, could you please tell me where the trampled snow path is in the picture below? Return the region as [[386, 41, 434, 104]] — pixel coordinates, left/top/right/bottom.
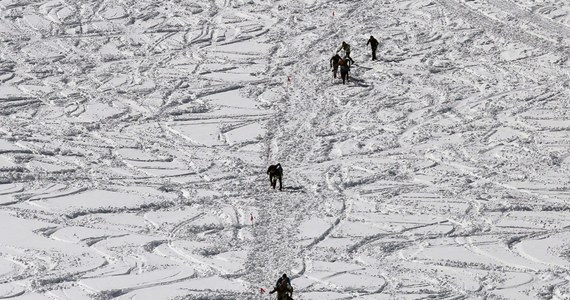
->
[[1, 0, 570, 299]]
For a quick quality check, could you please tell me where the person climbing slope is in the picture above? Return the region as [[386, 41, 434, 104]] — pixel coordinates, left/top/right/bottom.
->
[[270, 274, 293, 300], [330, 53, 342, 79], [337, 41, 352, 60], [267, 163, 283, 191], [367, 35, 379, 60], [339, 56, 354, 85]]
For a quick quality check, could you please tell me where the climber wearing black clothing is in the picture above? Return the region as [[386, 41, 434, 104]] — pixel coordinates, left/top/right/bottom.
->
[[330, 54, 342, 79], [267, 163, 283, 190], [270, 274, 293, 300], [367, 35, 379, 60], [339, 56, 354, 84]]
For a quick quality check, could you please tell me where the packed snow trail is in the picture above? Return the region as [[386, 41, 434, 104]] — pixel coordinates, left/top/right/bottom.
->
[[1, 0, 570, 299], [251, 0, 570, 298]]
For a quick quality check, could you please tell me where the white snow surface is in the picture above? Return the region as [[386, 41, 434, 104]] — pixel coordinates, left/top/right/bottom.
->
[[1, 0, 570, 299]]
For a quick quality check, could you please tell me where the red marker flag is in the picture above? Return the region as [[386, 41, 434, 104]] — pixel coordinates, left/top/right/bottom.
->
[[250, 213, 254, 223], [260, 287, 265, 294]]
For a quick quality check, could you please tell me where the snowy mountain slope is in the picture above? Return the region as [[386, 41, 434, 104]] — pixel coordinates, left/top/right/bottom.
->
[[1, 0, 570, 299]]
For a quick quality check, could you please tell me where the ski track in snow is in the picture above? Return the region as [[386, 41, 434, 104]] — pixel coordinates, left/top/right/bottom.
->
[[1, 0, 570, 298]]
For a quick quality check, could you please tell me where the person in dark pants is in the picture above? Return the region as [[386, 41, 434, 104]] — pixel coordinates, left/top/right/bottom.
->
[[330, 54, 342, 79], [267, 163, 283, 190], [270, 274, 293, 300], [367, 35, 379, 60], [339, 56, 354, 84]]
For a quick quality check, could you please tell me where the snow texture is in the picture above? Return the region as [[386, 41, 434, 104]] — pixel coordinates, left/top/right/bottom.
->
[[1, 0, 570, 299]]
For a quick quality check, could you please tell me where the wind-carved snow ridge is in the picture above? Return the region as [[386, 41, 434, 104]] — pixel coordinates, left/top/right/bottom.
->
[[1, 0, 570, 298]]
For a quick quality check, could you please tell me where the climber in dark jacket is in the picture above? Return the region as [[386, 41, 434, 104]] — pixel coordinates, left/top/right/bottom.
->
[[367, 35, 380, 60], [330, 54, 342, 79], [267, 163, 283, 191]]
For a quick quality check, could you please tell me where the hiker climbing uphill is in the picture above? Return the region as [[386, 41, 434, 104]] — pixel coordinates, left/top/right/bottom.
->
[[330, 53, 342, 79], [367, 35, 379, 60], [339, 56, 354, 85], [337, 41, 352, 60], [267, 163, 283, 191], [270, 274, 293, 300]]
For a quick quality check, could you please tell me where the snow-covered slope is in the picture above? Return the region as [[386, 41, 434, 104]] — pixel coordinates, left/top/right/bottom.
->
[[1, 0, 570, 298]]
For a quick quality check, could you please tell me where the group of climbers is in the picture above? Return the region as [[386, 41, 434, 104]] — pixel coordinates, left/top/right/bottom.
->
[[329, 36, 380, 84], [262, 37, 383, 299]]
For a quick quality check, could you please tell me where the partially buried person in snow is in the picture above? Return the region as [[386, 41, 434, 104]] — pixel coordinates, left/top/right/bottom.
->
[[267, 163, 283, 191]]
